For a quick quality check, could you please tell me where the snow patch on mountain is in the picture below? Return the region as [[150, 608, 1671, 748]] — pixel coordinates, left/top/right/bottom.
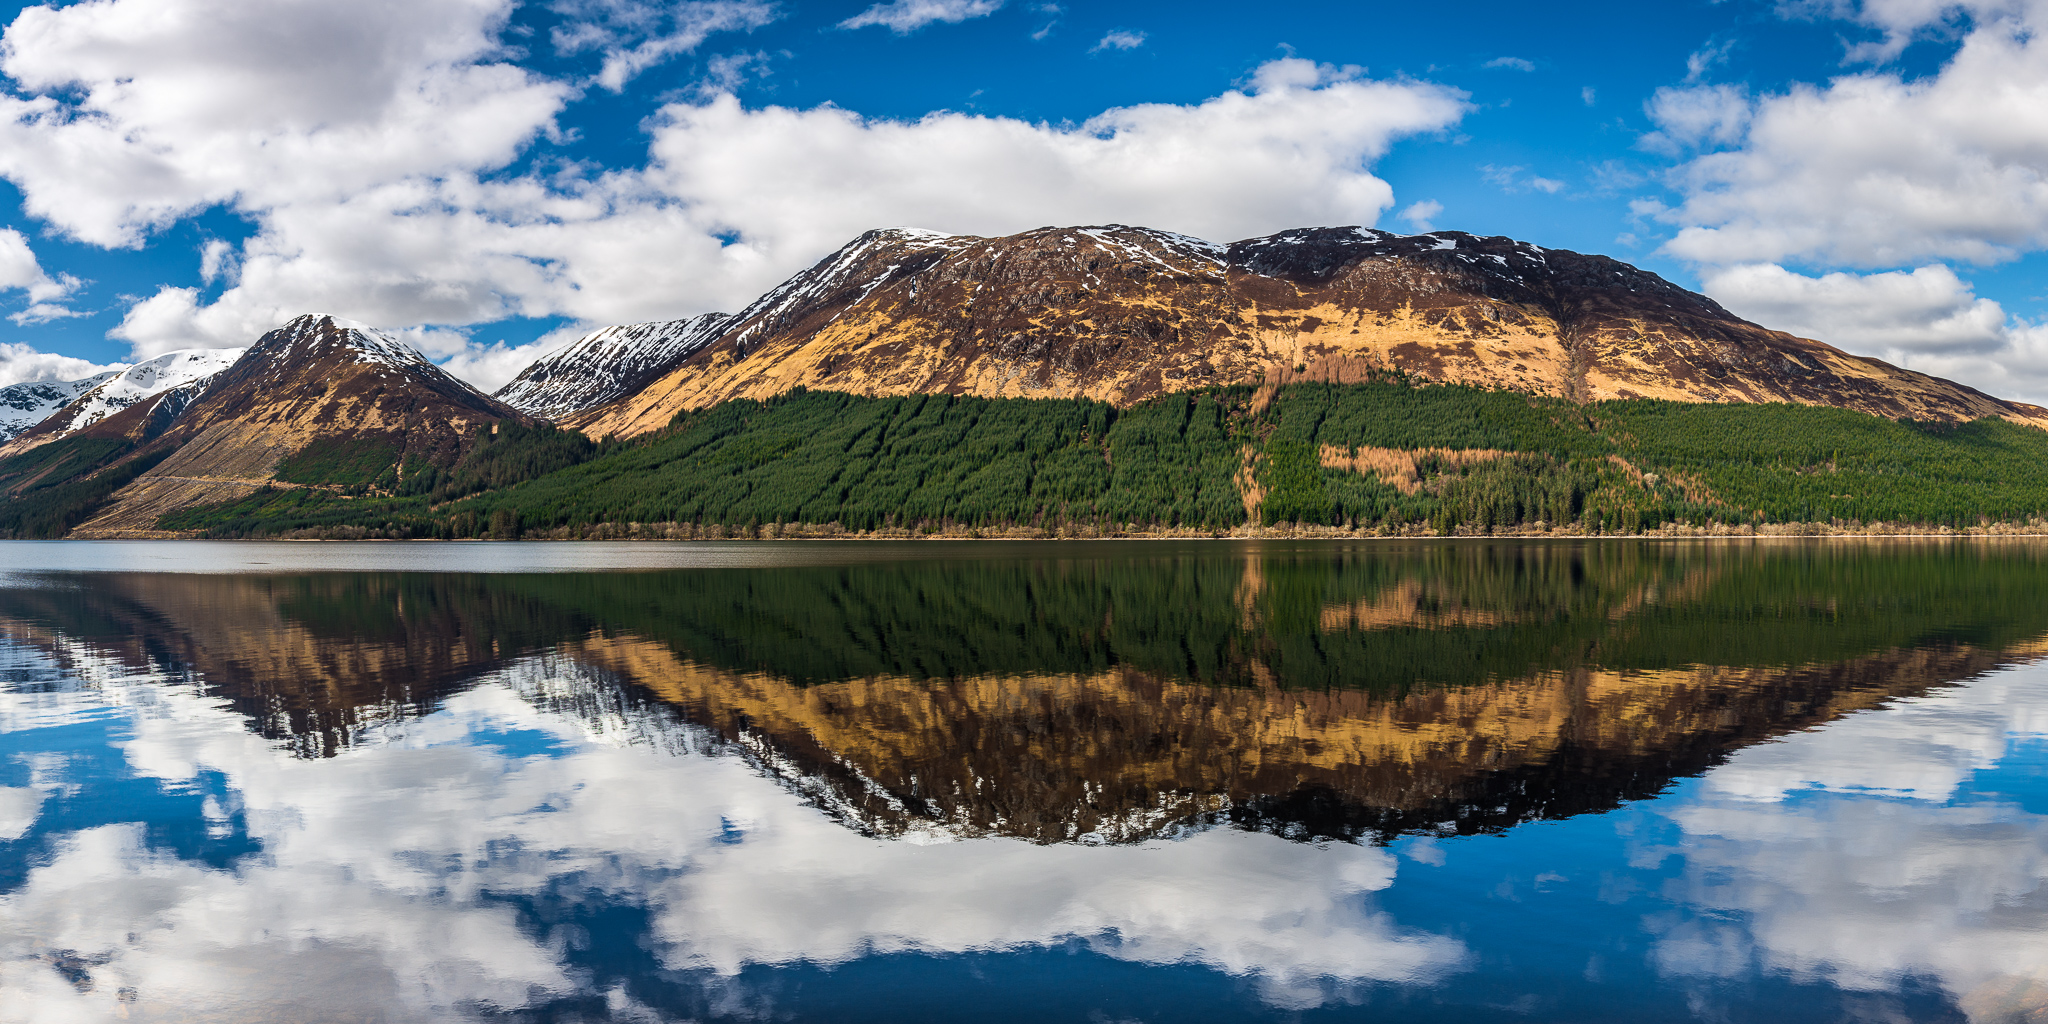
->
[[496, 314, 732, 418], [0, 371, 121, 442], [37, 349, 246, 438]]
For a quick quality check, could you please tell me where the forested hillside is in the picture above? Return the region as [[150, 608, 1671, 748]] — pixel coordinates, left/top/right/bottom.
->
[[149, 378, 2048, 540]]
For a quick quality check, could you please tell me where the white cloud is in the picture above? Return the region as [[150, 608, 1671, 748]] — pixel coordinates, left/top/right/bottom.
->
[[7, 303, 88, 327], [1684, 37, 1736, 82], [197, 238, 236, 285], [0, 341, 124, 387], [0, 0, 570, 249], [1783, 0, 1981, 62], [1581, 85, 1597, 105], [1702, 262, 2048, 402], [550, 0, 779, 91], [1655, 10, 2048, 267], [1484, 56, 1535, 71], [1637, 83, 1751, 156], [839, 0, 1004, 33], [410, 325, 586, 392], [1399, 199, 1443, 231], [1091, 29, 1146, 53], [0, 227, 82, 320]]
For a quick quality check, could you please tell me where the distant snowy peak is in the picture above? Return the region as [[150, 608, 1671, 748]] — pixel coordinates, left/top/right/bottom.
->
[[0, 371, 120, 442], [495, 313, 732, 418], [37, 348, 246, 439]]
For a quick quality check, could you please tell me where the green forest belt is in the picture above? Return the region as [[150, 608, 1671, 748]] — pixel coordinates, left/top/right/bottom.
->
[[99, 381, 2048, 539]]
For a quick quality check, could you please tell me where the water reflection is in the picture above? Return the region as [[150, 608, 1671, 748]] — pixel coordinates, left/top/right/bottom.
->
[[0, 539, 2045, 1021]]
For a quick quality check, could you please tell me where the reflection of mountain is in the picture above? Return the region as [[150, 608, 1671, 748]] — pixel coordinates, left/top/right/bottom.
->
[[3, 541, 2046, 842], [0, 573, 581, 755], [575, 635, 2023, 844]]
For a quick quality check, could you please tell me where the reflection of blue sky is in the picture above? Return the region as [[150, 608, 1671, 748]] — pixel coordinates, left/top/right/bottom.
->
[[4, 635, 2048, 1022]]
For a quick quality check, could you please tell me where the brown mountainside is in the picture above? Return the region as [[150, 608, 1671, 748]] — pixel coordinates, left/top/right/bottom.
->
[[69, 314, 519, 537], [571, 225, 2048, 438]]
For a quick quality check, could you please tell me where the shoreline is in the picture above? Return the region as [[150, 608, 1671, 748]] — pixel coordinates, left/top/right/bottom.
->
[[63, 520, 2048, 542]]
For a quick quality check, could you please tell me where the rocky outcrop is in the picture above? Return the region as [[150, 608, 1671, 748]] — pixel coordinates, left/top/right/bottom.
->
[[568, 225, 2048, 438]]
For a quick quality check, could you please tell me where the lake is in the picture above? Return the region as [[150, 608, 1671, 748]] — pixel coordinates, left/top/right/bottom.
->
[[2, 538, 2045, 1022]]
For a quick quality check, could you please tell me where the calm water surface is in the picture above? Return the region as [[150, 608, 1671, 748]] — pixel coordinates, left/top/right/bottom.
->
[[2, 539, 2046, 1023]]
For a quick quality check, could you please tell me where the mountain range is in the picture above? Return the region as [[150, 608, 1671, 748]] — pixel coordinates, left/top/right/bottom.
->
[[2, 223, 2046, 539]]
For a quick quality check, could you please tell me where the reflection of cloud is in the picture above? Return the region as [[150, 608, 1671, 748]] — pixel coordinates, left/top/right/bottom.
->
[[0, 651, 1466, 1020], [1656, 664, 2048, 1020], [0, 786, 40, 841], [647, 814, 1459, 1009]]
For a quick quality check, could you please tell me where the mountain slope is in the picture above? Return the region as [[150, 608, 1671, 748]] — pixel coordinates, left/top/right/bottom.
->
[[68, 314, 519, 537], [495, 313, 730, 418], [0, 371, 118, 442], [568, 225, 2048, 438]]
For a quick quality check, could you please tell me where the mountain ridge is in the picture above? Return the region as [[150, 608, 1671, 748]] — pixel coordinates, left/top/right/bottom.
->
[[561, 224, 2048, 438]]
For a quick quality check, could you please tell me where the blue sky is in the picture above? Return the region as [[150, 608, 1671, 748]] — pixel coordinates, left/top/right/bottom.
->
[[1, 0, 2046, 400]]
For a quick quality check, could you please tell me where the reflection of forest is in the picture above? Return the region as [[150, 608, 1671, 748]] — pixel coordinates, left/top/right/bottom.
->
[[3, 539, 2046, 841]]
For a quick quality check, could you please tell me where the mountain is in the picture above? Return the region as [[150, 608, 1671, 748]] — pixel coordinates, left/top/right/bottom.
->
[[63, 314, 519, 537], [0, 371, 119, 442], [0, 349, 244, 453], [495, 313, 730, 418], [567, 225, 2048, 439]]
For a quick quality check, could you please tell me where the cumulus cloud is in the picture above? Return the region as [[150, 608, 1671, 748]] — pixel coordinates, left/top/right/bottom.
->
[[0, 342, 123, 388], [0, 227, 82, 322], [1399, 199, 1443, 231], [550, 0, 779, 91], [1653, 10, 2048, 267], [839, 0, 1004, 33], [0, 0, 569, 249], [1703, 262, 2006, 353], [1637, 83, 1751, 156], [1703, 262, 2048, 402]]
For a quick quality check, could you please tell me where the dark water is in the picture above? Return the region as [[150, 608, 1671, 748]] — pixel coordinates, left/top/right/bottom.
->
[[2, 539, 2046, 1023]]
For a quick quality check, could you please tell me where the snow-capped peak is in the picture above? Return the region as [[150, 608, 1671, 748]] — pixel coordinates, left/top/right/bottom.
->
[[34, 348, 246, 439], [263, 314, 434, 371]]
